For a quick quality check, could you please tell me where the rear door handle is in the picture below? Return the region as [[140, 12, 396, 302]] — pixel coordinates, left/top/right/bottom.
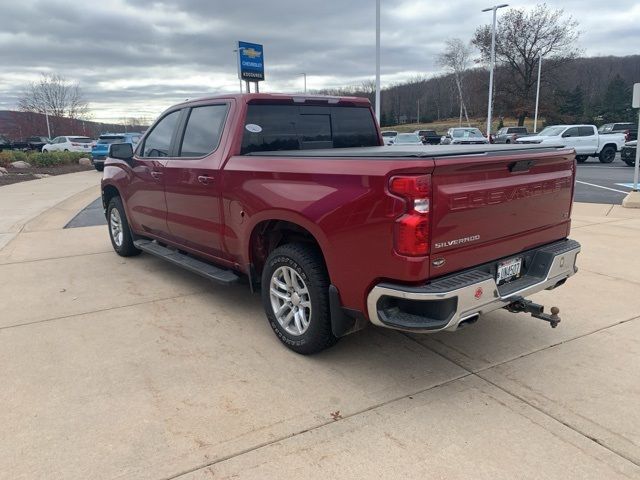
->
[[150, 170, 163, 179], [198, 175, 214, 185]]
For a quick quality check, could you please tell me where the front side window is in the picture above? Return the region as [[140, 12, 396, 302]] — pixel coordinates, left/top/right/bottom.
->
[[563, 127, 580, 137], [179, 104, 228, 157], [142, 110, 181, 157]]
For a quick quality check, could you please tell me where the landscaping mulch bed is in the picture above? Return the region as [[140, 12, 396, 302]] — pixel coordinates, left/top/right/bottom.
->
[[0, 164, 95, 187]]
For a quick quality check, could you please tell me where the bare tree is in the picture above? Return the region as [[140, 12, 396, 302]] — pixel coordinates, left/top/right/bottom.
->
[[18, 73, 90, 121], [438, 38, 472, 126], [473, 4, 580, 125]]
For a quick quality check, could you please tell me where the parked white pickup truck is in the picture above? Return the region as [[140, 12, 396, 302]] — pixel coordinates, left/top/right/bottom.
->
[[515, 124, 625, 163]]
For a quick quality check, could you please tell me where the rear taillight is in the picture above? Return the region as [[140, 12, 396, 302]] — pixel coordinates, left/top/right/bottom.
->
[[389, 175, 431, 256], [71, 143, 80, 146], [624, 130, 630, 142]]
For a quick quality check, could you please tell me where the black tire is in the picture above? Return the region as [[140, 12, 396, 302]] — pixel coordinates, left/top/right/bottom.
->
[[106, 196, 141, 257], [623, 159, 636, 167], [576, 155, 588, 163], [261, 243, 337, 354], [94, 163, 104, 172], [598, 146, 616, 163], [42, 149, 48, 153], [64, 149, 69, 152], [505, 139, 511, 144]]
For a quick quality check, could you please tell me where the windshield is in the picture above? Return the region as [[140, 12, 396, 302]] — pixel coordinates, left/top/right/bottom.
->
[[538, 126, 565, 137], [452, 128, 483, 138], [395, 134, 420, 143], [70, 137, 93, 143], [97, 136, 126, 144]]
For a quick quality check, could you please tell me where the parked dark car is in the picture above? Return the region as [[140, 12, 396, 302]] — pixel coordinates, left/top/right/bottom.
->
[[599, 123, 637, 142], [415, 130, 441, 145], [26, 136, 50, 151], [621, 141, 637, 167], [0, 135, 11, 151], [493, 126, 529, 144]]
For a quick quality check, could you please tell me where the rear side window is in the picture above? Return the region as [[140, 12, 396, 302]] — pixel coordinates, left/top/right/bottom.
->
[[179, 104, 228, 157], [241, 104, 378, 154], [579, 127, 595, 136], [141, 110, 181, 157]]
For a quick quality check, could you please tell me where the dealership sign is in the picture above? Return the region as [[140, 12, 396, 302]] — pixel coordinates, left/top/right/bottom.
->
[[238, 41, 264, 81]]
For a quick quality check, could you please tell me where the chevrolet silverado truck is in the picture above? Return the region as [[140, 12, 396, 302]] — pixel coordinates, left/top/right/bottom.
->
[[101, 93, 581, 354]]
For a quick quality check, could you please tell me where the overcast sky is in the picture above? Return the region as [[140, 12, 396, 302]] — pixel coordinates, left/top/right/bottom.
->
[[1, 0, 639, 123]]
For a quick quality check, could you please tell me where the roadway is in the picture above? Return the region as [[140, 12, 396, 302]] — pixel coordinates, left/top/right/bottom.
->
[[575, 155, 638, 204]]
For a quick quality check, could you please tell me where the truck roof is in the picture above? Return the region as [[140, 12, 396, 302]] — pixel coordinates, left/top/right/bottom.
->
[[172, 93, 373, 108]]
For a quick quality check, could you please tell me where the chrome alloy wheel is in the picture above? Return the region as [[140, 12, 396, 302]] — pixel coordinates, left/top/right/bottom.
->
[[269, 266, 312, 336], [109, 208, 124, 247]]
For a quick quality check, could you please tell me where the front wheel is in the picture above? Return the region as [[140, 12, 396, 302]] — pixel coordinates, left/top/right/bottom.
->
[[576, 155, 588, 163], [42, 149, 48, 153], [623, 159, 636, 167], [261, 243, 337, 354], [107, 196, 140, 257], [599, 146, 616, 163], [94, 163, 104, 172]]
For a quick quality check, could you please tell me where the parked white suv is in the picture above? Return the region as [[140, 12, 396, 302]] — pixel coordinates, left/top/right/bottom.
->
[[516, 125, 625, 163], [42, 136, 94, 153]]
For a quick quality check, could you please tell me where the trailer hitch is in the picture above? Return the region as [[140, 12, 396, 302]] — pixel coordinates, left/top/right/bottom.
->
[[505, 297, 561, 328]]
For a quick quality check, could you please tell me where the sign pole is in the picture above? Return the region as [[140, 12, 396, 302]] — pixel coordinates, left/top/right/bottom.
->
[[634, 107, 639, 191], [622, 83, 640, 208]]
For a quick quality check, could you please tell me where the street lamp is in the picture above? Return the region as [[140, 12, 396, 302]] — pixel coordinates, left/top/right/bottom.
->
[[298, 73, 307, 93], [375, 0, 381, 123], [482, 3, 508, 139], [533, 55, 542, 132]]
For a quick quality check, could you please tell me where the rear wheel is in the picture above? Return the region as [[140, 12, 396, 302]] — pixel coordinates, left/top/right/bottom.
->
[[94, 163, 104, 172], [42, 149, 48, 153], [107, 196, 140, 257], [261, 243, 337, 354], [598, 146, 616, 163], [575, 155, 588, 163], [623, 159, 636, 167]]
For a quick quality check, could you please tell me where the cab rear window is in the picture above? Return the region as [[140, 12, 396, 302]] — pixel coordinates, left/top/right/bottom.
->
[[241, 104, 379, 154]]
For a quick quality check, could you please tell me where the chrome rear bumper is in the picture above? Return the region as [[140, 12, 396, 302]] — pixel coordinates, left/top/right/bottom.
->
[[367, 239, 580, 333]]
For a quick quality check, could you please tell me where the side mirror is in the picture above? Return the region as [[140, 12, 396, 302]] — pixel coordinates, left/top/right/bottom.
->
[[109, 143, 134, 163]]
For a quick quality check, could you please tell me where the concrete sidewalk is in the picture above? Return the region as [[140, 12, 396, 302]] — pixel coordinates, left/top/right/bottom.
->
[[0, 170, 100, 249], [0, 175, 639, 479]]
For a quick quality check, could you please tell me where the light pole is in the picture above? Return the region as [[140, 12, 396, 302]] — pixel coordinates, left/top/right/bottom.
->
[[533, 55, 542, 133], [375, 0, 381, 123], [44, 106, 51, 139], [482, 3, 508, 139], [233, 48, 243, 93], [298, 73, 307, 93]]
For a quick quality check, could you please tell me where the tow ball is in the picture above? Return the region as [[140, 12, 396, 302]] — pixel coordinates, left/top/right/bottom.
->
[[505, 297, 561, 328]]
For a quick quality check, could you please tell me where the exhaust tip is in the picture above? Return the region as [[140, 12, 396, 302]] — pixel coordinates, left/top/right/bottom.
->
[[457, 315, 479, 329]]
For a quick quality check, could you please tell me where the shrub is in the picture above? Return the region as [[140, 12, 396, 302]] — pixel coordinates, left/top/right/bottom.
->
[[0, 150, 89, 167], [0, 151, 12, 167]]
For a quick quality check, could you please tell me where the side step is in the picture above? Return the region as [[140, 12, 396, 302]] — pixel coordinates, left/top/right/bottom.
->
[[134, 240, 239, 285]]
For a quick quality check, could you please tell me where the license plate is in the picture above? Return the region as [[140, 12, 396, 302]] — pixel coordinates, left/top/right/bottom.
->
[[496, 257, 522, 285]]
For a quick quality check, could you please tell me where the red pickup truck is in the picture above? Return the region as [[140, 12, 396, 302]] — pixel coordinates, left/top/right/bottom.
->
[[101, 93, 580, 354]]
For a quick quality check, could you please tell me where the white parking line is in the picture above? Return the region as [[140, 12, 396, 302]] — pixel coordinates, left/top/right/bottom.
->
[[575, 180, 628, 194]]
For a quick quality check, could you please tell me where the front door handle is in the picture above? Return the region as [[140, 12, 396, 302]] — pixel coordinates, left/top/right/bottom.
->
[[150, 170, 163, 180], [198, 175, 214, 185]]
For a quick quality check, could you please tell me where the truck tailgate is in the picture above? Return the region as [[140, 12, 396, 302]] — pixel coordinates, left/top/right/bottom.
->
[[430, 148, 575, 276]]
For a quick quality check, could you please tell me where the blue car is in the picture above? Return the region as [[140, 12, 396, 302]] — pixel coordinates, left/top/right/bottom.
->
[[91, 133, 142, 171]]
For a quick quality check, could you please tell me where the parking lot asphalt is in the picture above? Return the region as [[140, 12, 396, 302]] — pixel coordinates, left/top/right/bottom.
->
[[575, 154, 638, 204], [1, 174, 640, 479]]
